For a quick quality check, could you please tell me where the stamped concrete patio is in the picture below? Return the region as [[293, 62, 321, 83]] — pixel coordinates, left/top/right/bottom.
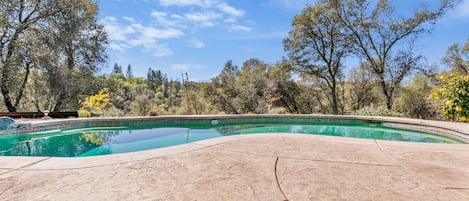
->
[[0, 133, 468, 200]]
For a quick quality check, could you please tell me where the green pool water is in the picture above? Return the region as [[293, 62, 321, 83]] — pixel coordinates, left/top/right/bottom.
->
[[0, 123, 465, 157]]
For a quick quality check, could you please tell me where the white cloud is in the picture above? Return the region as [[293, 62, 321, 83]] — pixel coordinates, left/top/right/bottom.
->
[[151, 11, 188, 28], [170, 64, 205, 71], [151, 44, 174, 57], [109, 43, 130, 52], [101, 17, 135, 41], [159, 0, 218, 7], [102, 16, 183, 58], [103, 0, 252, 58], [151, 11, 171, 25], [217, 3, 244, 17], [128, 36, 156, 47], [188, 38, 205, 48], [228, 24, 252, 32], [171, 14, 185, 20], [157, 0, 249, 31], [122, 16, 136, 23], [185, 11, 222, 27], [224, 18, 237, 23], [141, 26, 184, 39]]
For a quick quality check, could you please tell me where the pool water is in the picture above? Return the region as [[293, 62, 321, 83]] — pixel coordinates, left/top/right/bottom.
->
[[0, 123, 464, 157]]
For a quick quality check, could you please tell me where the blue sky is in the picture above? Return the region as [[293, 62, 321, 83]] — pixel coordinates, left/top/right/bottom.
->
[[97, 0, 469, 81]]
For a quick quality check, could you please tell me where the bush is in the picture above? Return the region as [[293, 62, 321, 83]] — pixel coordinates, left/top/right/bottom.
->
[[394, 75, 438, 119], [352, 104, 405, 117], [430, 71, 469, 122], [103, 105, 126, 117], [78, 110, 91, 118], [268, 107, 288, 114], [147, 109, 159, 116], [80, 88, 110, 113]]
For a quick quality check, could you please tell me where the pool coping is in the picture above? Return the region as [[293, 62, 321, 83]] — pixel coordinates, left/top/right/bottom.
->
[[1, 133, 468, 170]]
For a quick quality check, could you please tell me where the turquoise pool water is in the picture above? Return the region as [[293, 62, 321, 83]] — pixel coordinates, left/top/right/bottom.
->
[[0, 123, 464, 157]]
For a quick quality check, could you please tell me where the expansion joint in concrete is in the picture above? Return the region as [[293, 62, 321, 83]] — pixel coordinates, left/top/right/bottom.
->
[[374, 140, 407, 169], [275, 157, 289, 201]]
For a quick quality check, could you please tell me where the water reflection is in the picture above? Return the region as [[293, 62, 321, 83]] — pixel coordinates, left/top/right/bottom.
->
[[0, 124, 462, 157]]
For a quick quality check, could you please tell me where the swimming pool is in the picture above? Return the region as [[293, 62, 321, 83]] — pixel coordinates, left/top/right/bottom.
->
[[0, 122, 465, 157]]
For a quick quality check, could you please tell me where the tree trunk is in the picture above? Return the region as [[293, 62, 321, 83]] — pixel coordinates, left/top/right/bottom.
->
[[14, 63, 31, 110], [379, 78, 393, 110], [53, 92, 67, 112], [331, 79, 339, 115], [0, 87, 15, 112]]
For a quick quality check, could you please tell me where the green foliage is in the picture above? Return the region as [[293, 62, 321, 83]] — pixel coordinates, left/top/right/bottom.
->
[[103, 105, 126, 117], [346, 63, 379, 111], [394, 75, 438, 119], [0, 0, 107, 112], [329, 0, 453, 109], [353, 105, 405, 117], [0, 0, 58, 112], [284, 2, 348, 114], [430, 71, 469, 122], [206, 60, 242, 114], [129, 88, 154, 116], [443, 38, 469, 74], [268, 107, 288, 114], [78, 110, 91, 118]]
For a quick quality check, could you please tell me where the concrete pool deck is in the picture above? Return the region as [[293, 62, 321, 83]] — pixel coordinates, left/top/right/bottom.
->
[[0, 133, 468, 201]]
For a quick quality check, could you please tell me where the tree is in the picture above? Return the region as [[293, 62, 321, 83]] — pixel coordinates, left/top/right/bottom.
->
[[206, 60, 240, 114], [443, 38, 469, 74], [347, 62, 378, 111], [0, 0, 107, 112], [395, 75, 437, 119], [130, 85, 154, 116], [284, 2, 349, 114], [268, 61, 301, 114], [0, 0, 60, 112], [99, 73, 129, 115], [332, 0, 455, 109], [39, 0, 107, 111], [236, 58, 270, 114], [126, 64, 133, 79], [147, 68, 164, 93], [112, 63, 123, 74]]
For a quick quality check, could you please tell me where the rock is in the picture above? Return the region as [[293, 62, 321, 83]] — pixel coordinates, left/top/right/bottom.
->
[[0, 116, 15, 130]]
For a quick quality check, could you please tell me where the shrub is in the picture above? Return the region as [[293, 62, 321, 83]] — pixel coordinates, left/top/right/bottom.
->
[[394, 75, 438, 119], [80, 88, 110, 115], [352, 104, 405, 117], [147, 109, 159, 116], [430, 71, 469, 122], [78, 110, 91, 118], [268, 107, 288, 114]]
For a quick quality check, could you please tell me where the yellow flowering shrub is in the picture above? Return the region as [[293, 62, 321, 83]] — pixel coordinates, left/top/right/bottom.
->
[[430, 71, 469, 122], [80, 88, 110, 114]]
